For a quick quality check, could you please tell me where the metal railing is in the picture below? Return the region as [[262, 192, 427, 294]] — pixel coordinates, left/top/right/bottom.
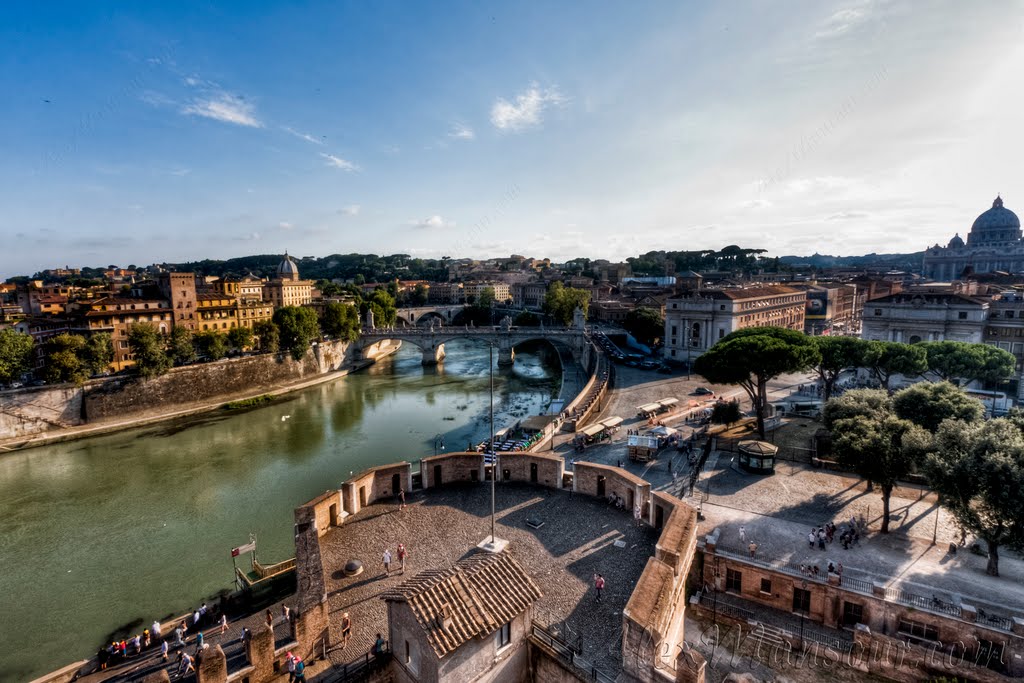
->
[[530, 622, 615, 683], [884, 587, 960, 618], [323, 643, 392, 683]]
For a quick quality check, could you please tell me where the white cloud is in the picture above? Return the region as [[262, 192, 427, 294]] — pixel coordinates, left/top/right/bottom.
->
[[279, 221, 294, 231], [815, 2, 872, 40], [320, 153, 358, 171], [448, 123, 475, 140], [341, 204, 361, 216], [238, 231, 261, 241], [182, 93, 262, 128], [490, 83, 565, 131], [413, 215, 454, 229], [184, 76, 200, 87], [283, 126, 323, 145]]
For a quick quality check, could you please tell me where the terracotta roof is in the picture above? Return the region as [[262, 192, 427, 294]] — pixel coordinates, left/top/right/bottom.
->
[[382, 550, 541, 658], [707, 286, 802, 300]]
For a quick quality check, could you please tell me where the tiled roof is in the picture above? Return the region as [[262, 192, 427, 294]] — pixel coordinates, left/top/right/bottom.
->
[[709, 286, 801, 300], [382, 550, 541, 658]]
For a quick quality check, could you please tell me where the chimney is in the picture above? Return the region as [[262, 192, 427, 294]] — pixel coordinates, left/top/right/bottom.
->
[[436, 604, 453, 630]]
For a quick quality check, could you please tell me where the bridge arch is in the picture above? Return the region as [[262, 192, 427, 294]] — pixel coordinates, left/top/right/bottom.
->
[[357, 329, 587, 368]]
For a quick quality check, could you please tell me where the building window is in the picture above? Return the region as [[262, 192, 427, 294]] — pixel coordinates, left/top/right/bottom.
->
[[760, 578, 772, 595], [792, 587, 811, 614], [1007, 311, 1015, 318], [842, 601, 863, 626], [874, 309, 882, 316], [671, 325, 677, 336], [958, 311, 968, 320], [897, 618, 938, 642], [725, 568, 742, 592], [719, 305, 726, 311], [718, 329, 725, 340], [497, 621, 512, 649]]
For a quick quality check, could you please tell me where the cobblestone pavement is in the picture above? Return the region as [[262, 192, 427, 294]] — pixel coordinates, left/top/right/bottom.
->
[[319, 482, 658, 676]]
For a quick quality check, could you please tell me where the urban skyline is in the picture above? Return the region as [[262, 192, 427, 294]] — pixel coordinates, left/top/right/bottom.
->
[[4, 2, 1023, 276]]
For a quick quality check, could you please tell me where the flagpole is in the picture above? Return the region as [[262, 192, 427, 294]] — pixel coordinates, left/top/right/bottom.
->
[[490, 343, 496, 544]]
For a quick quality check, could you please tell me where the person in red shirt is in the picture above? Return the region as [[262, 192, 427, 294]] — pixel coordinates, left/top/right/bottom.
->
[[594, 574, 605, 602]]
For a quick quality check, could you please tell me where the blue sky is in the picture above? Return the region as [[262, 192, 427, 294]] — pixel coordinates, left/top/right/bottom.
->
[[2, 1, 1023, 277]]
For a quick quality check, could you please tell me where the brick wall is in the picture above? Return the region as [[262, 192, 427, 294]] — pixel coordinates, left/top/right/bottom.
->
[[422, 452, 484, 487], [342, 463, 412, 515], [572, 462, 651, 513]]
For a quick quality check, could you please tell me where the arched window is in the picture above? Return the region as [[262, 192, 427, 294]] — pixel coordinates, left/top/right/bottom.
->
[[908, 335, 922, 344]]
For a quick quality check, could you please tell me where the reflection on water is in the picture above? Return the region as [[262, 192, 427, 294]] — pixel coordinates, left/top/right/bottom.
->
[[0, 340, 561, 682]]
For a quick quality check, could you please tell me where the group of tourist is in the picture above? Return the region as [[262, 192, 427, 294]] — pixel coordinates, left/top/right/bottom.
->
[[96, 601, 229, 676], [808, 519, 862, 552], [800, 560, 844, 583]]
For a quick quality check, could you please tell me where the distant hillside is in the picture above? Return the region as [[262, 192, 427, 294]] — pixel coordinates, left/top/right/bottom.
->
[[777, 251, 924, 271]]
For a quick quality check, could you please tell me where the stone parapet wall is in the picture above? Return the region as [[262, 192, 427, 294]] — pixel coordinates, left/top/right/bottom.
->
[[422, 452, 485, 487], [573, 461, 651, 514], [342, 462, 412, 515]]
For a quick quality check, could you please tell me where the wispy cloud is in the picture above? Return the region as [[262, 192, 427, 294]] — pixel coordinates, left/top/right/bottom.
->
[[490, 83, 565, 131], [278, 221, 294, 231], [448, 123, 475, 140], [237, 231, 261, 241], [341, 204, 361, 216], [182, 93, 262, 127], [283, 126, 323, 145], [412, 215, 454, 229], [320, 153, 358, 171], [815, 2, 872, 40]]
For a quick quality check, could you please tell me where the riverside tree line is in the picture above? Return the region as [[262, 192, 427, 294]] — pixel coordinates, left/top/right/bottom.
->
[[694, 328, 1023, 576]]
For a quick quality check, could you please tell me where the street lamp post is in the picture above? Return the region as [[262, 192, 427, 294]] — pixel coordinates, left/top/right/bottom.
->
[[489, 343, 496, 545], [433, 434, 445, 457]]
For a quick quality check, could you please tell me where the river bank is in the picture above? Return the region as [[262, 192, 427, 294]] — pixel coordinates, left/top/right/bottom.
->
[[0, 340, 571, 682], [0, 340, 400, 454]]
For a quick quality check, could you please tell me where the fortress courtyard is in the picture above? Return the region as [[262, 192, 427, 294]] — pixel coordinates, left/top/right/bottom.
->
[[318, 481, 659, 676]]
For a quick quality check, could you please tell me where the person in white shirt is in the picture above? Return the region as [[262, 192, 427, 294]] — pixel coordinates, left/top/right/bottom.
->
[[382, 548, 392, 576]]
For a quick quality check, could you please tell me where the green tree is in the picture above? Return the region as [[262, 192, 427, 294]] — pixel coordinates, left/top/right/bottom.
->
[[169, 326, 197, 366], [194, 330, 229, 360], [623, 308, 664, 347], [892, 381, 985, 433], [811, 336, 868, 402], [922, 341, 1016, 391], [273, 306, 321, 360], [693, 327, 820, 437], [543, 281, 590, 326], [925, 418, 1024, 575], [83, 333, 113, 375], [862, 341, 928, 392], [320, 302, 361, 341], [253, 320, 280, 354], [830, 409, 930, 533], [227, 326, 255, 352], [823, 388, 891, 426], [128, 323, 171, 378], [42, 333, 89, 384], [513, 311, 541, 326], [710, 400, 742, 426], [0, 329, 34, 384], [477, 286, 496, 309], [365, 290, 397, 327], [411, 283, 429, 306]]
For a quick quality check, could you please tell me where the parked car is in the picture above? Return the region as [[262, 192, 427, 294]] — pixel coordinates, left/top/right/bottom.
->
[[692, 386, 714, 396], [640, 360, 659, 370], [656, 365, 673, 374]]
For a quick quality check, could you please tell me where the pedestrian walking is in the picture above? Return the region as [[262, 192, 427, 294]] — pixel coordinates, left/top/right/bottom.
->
[[373, 633, 386, 661], [808, 529, 816, 549], [383, 548, 393, 575], [173, 626, 185, 648], [341, 613, 352, 650], [286, 652, 297, 682], [283, 604, 291, 622], [219, 613, 228, 635], [266, 609, 274, 632], [397, 543, 408, 573], [399, 487, 406, 511], [176, 651, 195, 678], [594, 573, 605, 602], [161, 640, 169, 662], [152, 620, 163, 640], [837, 563, 844, 585], [817, 529, 826, 551], [293, 656, 306, 683], [739, 525, 746, 542], [748, 541, 757, 558]]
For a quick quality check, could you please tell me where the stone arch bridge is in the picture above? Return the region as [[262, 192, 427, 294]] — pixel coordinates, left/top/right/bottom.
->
[[356, 326, 591, 366], [395, 305, 464, 326]]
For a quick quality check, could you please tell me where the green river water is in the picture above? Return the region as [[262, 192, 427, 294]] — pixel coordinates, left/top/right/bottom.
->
[[0, 339, 563, 682]]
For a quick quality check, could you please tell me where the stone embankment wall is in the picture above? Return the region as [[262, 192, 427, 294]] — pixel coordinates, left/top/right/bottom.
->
[[0, 384, 84, 439], [0, 340, 354, 442]]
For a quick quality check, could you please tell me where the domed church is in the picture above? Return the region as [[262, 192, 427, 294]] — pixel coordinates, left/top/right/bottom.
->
[[923, 197, 1023, 280], [264, 251, 314, 307]]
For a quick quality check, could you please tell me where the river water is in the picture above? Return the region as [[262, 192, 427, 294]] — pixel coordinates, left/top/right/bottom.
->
[[0, 340, 562, 682]]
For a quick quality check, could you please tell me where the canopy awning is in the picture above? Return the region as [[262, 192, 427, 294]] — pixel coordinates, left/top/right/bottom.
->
[[738, 440, 779, 456], [581, 423, 606, 437], [657, 398, 679, 408], [637, 403, 662, 414], [599, 416, 623, 428], [650, 425, 678, 437]]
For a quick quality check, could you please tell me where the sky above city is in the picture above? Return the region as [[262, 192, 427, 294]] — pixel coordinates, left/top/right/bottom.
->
[[3, 1, 1024, 277]]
